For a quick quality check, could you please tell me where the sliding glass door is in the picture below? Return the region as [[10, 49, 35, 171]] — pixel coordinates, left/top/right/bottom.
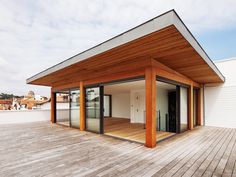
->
[[70, 89, 80, 128], [85, 86, 103, 133]]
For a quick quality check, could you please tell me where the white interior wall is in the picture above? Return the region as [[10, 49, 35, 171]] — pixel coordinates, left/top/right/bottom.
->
[[180, 87, 188, 131], [104, 96, 110, 117], [130, 89, 145, 123], [129, 87, 169, 125], [111, 93, 130, 118], [105, 81, 174, 126]]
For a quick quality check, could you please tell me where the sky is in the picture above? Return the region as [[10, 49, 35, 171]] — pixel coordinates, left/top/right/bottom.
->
[[0, 0, 236, 97]]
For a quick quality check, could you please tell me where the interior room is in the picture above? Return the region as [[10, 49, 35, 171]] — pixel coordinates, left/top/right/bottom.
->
[[103, 80, 146, 143], [103, 80, 177, 143]]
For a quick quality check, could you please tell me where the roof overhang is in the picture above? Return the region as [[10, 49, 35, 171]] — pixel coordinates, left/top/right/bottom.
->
[[27, 10, 225, 86]]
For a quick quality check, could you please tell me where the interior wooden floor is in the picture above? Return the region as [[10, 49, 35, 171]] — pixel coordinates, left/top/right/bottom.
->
[[57, 121, 70, 127], [104, 117, 175, 143], [56, 117, 175, 143]]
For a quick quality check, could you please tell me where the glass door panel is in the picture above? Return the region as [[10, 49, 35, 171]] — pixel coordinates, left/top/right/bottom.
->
[[56, 91, 70, 126], [70, 90, 80, 128], [85, 87, 102, 133]]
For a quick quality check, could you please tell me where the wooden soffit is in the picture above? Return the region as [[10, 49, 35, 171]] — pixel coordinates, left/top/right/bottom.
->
[[27, 10, 224, 87]]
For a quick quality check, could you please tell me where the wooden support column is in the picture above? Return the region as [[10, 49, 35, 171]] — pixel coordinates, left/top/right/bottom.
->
[[80, 81, 85, 131], [188, 84, 194, 130], [50, 88, 56, 123], [145, 67, 157, 148], [197, 87, 202, 126]]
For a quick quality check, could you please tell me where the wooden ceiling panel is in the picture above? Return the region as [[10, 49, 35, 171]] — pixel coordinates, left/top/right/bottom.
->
[[31, 25, 223, 86]]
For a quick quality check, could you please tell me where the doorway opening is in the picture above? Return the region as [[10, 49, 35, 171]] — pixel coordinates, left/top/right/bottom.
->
[[102, 79, 177, 143], [103, 79, 146, 143], [156, 81, 178, 139]]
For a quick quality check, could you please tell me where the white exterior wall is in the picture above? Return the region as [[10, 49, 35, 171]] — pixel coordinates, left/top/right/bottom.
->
[[40, 102, 69, 109], [0, 109, 68, 124], [205, 59, 236, 128]]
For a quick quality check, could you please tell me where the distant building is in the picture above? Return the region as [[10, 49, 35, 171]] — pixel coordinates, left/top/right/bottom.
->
[[10, 91, 49, 110], [0, 100, 12, 110], [56, 93, 69, 103], [20, 92, 49, 110], [12, 98, 21, 110], [28, 90, 35, 97], [37, 93, 70, 110]]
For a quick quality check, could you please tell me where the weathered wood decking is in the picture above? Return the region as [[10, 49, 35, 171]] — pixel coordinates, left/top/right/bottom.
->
[[0, 122, 236, 177]]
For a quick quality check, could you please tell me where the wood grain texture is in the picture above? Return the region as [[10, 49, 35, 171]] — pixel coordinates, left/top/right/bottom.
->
[[0, 122, 235, 176], [50, 89, 55, 123], [104, 117, 175, 143], [145, 67, 157, 148], [152, 59, 200, 88], [30, 26, 223, 88], [80, 81, 85, 131]]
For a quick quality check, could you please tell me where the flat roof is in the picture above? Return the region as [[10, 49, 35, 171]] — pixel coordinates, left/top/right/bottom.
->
[[214, 57, 236, 63], [27, 10, 225, 84]]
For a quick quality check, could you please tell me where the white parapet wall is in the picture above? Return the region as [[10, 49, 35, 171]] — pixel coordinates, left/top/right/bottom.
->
[[0, 109, 68, 124], [205, 58, 236, 128]]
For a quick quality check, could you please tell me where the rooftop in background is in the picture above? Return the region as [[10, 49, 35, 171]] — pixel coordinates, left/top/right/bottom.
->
[[0, 100, 12, 104]]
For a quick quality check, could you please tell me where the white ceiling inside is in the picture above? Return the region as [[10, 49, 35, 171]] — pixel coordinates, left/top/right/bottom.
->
[[104, 80, 176, 94]]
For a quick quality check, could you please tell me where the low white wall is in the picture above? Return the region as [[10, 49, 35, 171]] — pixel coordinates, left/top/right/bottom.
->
[[205, 59, 236, 128], [205, 85, 236, 128], [0, 109, 68, 124]]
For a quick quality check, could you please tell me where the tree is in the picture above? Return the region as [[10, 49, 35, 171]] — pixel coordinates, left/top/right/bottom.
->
[[0, 93, 15, 99]]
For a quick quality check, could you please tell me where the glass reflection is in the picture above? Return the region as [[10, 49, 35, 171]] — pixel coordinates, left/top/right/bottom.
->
[[85, 87, 100, 132], [70, 90, 80, 128]]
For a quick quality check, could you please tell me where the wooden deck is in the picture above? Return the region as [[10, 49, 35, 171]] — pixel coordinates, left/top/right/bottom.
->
[[104, 117, 175, 143], [0, 122, 236, 177]]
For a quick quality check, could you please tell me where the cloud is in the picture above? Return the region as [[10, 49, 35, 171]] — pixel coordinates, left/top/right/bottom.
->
[[0, 0, 235, 96], [0, 57, 8, 67]]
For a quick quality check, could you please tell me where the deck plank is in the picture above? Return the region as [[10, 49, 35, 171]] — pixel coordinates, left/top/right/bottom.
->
[[0, 122, 236, 177]]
